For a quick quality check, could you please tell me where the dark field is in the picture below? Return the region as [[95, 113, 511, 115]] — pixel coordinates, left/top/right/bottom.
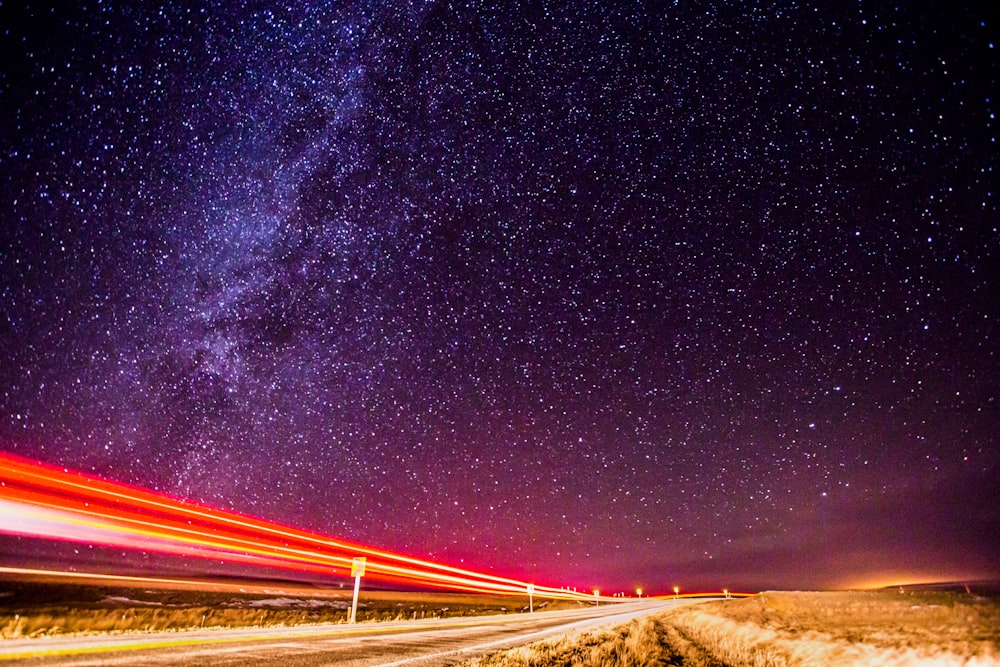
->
[[0, 574, 580, 638]]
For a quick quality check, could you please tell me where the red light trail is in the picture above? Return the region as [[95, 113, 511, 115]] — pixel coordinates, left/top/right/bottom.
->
[[0, 452, 748, 601], [0, 452, 604, 600]]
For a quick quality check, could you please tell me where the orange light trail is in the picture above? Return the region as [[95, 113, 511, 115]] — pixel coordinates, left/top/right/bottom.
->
[[0, 452, 610, 601]]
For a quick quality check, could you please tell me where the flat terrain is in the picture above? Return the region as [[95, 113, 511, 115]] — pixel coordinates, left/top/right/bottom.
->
[[4, 577, 998, 666], [462, 590, 1000, 666], [0, 576, 579, 638], [0, 600, 675, 665]]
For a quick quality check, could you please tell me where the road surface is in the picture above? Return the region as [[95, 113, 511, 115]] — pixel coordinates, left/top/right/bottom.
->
[[0, 599, 695, 665]]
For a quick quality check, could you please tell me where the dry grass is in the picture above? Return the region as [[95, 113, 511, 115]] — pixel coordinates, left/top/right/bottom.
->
[[665, 591, 1000, 666], [0, 579, 579, 638], [465, 616, 668, 667], [459, 591, 1000, 667], [0, 606, 318, 638]]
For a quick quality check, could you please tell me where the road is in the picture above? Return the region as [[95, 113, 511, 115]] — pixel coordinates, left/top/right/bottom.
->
[[0, 600, 694, 666]]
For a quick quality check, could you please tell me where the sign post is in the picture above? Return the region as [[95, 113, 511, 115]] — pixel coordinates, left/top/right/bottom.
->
[[349, 557, 366, 623], [527, 583, 534, 613]]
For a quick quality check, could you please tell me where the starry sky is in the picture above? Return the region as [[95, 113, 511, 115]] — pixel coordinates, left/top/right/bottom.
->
[[0, 2, 997, 594]]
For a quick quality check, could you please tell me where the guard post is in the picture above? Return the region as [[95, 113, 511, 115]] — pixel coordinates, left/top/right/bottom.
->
[[349, 557, 366, 623]]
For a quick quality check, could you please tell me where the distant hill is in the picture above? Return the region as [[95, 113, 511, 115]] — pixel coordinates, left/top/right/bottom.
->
[[884, 580, 1000, 596]]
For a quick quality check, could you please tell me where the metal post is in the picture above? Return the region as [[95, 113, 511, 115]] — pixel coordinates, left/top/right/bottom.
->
[[528, 584, 534, 613], [350, 572, 362, 623], [350, 557, 366, 624]]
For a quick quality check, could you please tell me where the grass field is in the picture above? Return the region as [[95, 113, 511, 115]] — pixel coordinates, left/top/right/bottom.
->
[[462, 590, 1000, 666], [0, 575, 578, 638]]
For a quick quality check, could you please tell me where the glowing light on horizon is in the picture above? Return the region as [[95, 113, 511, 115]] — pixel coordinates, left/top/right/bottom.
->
[[835, 572, 984, 591]]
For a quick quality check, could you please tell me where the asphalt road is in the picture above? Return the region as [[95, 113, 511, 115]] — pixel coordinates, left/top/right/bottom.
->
[[0, 601, 696, 667], [0, 600, 690, 666]]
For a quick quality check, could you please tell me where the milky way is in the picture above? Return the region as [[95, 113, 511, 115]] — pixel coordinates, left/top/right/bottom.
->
[[1, 2, 996, 593]]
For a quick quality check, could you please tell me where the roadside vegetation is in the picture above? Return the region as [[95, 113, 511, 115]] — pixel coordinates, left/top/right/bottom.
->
[[0, 579, 575, 637], [462, 590, 1000, 667], [464, 615, 669, 667]]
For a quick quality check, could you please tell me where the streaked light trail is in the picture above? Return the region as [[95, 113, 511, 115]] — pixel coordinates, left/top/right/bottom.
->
[[0, 452, 749, 601], [0, 452, 602, 600]]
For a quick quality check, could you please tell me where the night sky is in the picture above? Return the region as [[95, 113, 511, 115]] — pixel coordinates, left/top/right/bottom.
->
[[1, 2, 997, 594]]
